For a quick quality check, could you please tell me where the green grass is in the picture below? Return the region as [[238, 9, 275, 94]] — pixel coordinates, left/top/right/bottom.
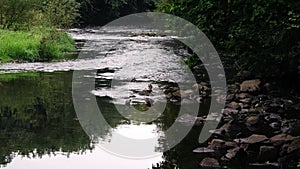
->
[[0, 28, 75, 62]]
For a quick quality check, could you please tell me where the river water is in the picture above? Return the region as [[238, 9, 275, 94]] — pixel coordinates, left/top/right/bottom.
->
[[0, 27, 213, 169]]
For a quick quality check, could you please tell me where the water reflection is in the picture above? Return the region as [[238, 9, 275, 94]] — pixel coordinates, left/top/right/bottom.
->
[[0, 71, 166, 168]]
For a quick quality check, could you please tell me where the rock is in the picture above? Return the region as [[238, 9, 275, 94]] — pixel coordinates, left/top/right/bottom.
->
[[183, 89, 194, 95], [234, 134, 269, 144], [225, 141, 238, 149], [225, 147, 247, 160], [165, 93, 173, 99], [239, 98, 252, 104], [200, 157, 220, 168], [208, 139, 226, 152], [265, 113, 282, 122], [287, 138, 300, 154], [226, 94, 235, 101], [176, 114, 204, 126], [210, 120, 241, 138], [258, 146, 278, 162], [238, 93, 251, 99], [195, 96, 204, 103], [222, 108, 239, 115], [269, 122, 281, 130], [193, 147, 215, 153], [227, 101, 241, 110], [240, 79, 261, 92], [245, 115, 263, 131], [193, 83, 206, 90], [172, 90, 181, 97], [270, 134, 297, 146]]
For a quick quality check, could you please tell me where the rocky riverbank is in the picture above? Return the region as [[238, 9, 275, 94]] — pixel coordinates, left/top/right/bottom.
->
[[160, 77, 300, 168]]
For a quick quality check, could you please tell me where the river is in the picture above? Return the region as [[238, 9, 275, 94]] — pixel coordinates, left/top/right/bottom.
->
[[0, 26, 213, 169]]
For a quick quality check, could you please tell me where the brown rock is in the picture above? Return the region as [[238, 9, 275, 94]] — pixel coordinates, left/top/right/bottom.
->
[[245, 115, 263, 131], [226, 94, 235, 101], [200, 157, 220, 168], [240, 79, 261, 92], [270, 134, 297, 146], [227, 101, 241, 110], [234, 134, 269, 144], [208, 139, 226, 151], [238, 93, 251, 99], [287, 138, 300, 154]]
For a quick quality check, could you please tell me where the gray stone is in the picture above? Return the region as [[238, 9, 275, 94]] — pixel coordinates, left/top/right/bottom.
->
[[193, 147, 215, 153]]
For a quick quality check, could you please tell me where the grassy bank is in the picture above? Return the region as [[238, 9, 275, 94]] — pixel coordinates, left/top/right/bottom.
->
[[0, 28, 75, 62]]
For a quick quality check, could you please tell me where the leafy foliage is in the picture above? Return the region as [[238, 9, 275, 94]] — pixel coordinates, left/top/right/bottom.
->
[[0, 29, 75, 62], [156, 0, 300, 76], [0, 0, 81, 30]]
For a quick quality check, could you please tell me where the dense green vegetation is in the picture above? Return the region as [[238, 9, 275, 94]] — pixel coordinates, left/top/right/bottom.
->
[[155, 0, 300, 77], [0, 29, 75, 62], [0, 0, 80, 62], [0, 0, 298, 77]]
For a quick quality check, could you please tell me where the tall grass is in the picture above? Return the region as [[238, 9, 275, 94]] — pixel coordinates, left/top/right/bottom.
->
[[0, 28, 75, 62]]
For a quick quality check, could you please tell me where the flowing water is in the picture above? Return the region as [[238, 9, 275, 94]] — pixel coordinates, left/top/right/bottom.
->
[[0, 27, 213, 169]]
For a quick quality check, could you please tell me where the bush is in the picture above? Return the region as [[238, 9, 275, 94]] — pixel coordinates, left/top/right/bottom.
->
[[155, 0, 300, 77], [0, 29, 75, 62]]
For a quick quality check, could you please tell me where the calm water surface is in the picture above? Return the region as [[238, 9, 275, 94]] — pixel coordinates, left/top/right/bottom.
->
[[0, 27, 210, 169]]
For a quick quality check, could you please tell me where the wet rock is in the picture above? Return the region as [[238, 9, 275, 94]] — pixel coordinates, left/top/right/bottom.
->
[[270, 134, 297, 146], [193, 83, 208, 91], [258, 146, 278, 162], [287, 138, 300, 154], [195, 96, 204, 103], [281, 119, 300, 135], [227, 101, 241, 110], [193, 147, 215, 153], [239, 98, 252, 104], [226, 94, 235, 101], [234, 134, 269, 144], [200, 157, 220, 168], [265, 113, 281, 122], [269, 122, 281, 130], [210, 120, 242, 138], [238, 93, 252, 99], [245, 115, 263, 131], [225, 147, 247, 160], [165, 93, 173, 99], [176, 114, 204, 126], [225, 141, 238, 149], [222, 108, 239, 115], [208, 139, 226, 152], [241, 104, 251, 109], [240, 79, 261, 92]]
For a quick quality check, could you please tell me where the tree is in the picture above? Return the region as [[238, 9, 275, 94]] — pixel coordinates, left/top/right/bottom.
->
[[156, 0, 300, 77]]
